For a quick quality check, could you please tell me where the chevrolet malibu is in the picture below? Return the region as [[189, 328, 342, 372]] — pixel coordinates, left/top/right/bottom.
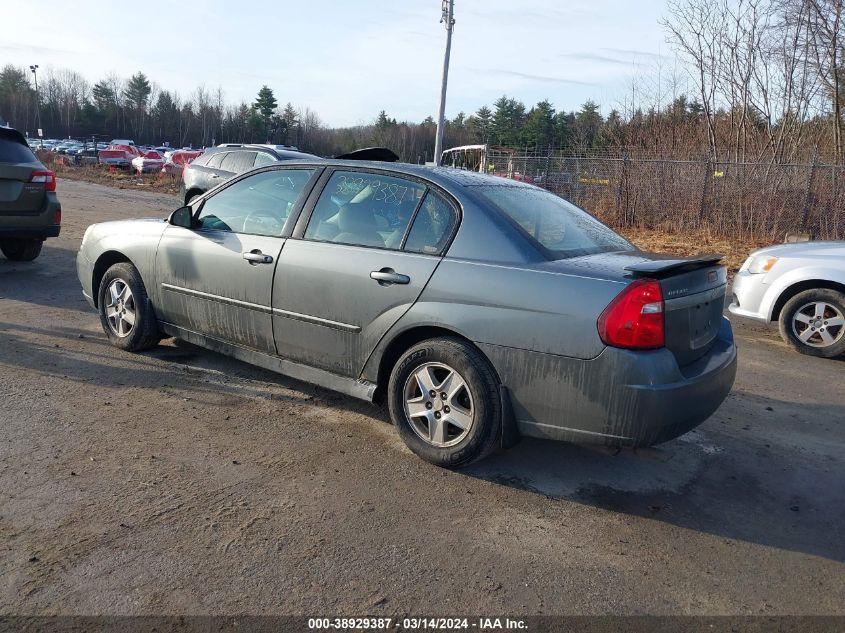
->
[[77, 161, 737, 466]]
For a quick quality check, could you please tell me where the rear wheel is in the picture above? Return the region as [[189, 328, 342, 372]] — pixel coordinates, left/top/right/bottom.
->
[[388, 337, 501, 467], [97, 262, 161, 352], [778, 288, 845, 358], [0, 239, 43, 261]]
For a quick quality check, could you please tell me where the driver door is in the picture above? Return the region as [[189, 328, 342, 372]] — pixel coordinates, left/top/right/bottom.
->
[[155, 168, 319, 351]]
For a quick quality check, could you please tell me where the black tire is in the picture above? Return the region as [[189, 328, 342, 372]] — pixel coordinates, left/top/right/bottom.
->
[[97, 262, 161, 352], [0, 239, 43, 262], [778, 288, 845, 358], [387, 337, 501, 467]]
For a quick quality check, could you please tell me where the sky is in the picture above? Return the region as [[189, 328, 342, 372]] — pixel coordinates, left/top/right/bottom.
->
[[1, 0, 675, 127]]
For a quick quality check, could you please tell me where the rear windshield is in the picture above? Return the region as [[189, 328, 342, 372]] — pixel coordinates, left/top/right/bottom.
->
[[0, 137, 38, 164], [473, 185, 634, 259]]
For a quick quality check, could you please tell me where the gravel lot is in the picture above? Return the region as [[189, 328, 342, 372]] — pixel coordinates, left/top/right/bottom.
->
[[0, 179, 843, 616]]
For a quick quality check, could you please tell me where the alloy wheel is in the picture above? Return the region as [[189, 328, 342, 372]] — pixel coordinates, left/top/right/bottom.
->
[[403, 362, 474, 448], [105, 279, 137, 338], [792, 301, 845, 348]]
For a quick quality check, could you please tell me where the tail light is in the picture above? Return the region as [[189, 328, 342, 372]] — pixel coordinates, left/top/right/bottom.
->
[[597, 278, 665, 350], [55, 208, 62, 224], [30, 169, 57, 192]]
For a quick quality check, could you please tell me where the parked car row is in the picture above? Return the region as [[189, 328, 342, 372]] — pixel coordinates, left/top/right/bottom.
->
[[28, 138, 109, 156]]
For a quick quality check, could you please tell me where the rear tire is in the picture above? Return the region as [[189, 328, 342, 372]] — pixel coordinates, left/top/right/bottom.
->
[[388, 337, 501, 468], [778, 288, 845, 358], [0, 239, 43, 261], [97, 262, 161, 352]]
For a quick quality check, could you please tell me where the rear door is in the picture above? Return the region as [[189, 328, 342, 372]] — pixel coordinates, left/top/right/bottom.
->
[[272, 169, 459, 376], [0, 130, 45, 216]]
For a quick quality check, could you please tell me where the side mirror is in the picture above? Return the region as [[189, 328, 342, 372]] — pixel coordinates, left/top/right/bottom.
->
[[169, 206, 194, 228]]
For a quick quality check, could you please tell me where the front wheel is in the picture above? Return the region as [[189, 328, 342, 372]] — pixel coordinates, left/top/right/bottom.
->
[[97, 262, 161, 352], [778, 288, 845, 358], [0, 238, 43, 261], [388, 337, 501, 467]]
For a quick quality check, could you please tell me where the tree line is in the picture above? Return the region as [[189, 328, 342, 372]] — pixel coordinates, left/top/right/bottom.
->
[[0, 0, 841, 164]]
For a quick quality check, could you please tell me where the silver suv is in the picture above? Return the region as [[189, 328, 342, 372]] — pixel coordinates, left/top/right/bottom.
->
[[180, 144, 318, 204]]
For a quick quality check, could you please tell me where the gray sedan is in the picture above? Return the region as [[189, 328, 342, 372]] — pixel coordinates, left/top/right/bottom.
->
[[76, 161, 737, 466]]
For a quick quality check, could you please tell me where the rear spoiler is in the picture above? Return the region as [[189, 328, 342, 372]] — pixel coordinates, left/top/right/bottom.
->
[[625, 253, 724, 278], [335, 147, 399, 162]]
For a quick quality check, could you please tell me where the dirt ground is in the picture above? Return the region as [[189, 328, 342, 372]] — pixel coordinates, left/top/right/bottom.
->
[[0, 179, 843, 616]]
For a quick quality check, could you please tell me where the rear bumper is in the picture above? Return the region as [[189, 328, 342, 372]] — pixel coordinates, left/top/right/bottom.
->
[[479, 317, 738, 448], [0, 225, 60, 239], [0, 193, 61, 240]]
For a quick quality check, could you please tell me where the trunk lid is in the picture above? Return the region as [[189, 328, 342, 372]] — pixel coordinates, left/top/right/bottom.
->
[[0, 162, 45, 215], [547, 251, 727, 367], [626, 253, 727, 366]]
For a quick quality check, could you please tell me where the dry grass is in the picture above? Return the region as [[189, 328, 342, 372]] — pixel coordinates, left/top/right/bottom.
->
[[619, 227, 770, 274], [52, 162, 181, 196]]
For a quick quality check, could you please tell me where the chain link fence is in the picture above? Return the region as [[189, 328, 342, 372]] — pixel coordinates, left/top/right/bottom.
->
[[485, 150, 845, 241]]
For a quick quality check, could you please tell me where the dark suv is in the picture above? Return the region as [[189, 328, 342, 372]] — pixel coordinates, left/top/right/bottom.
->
[[0, 126, 61, 261], [181, 144, 319, 204]]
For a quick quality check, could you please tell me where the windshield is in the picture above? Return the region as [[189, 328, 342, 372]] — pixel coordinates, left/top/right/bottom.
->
[[473, 185, 635, 259]]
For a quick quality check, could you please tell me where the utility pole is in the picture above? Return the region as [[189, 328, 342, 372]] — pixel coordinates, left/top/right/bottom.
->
[[29, 64, 42, 139], [433, 0, 454, 167]]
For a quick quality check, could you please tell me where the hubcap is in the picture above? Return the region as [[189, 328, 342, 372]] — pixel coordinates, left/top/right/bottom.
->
[[105, 279, 137, 338], [403, 362, 474, 448], [792, 301, 845, 348]]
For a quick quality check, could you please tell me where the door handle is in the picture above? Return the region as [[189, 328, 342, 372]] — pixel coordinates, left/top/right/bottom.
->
[[243, 250, 274, 265], [370, 268, 410, 285]]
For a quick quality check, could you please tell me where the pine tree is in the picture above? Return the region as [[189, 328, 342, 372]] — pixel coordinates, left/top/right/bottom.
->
[[124, 72, 151, 111], [574, 100, 603, 149], [472, 105, 492, 143], [524, 99, 556, 150], [253, 86, 278, 141], [123, 72, 151, 139]]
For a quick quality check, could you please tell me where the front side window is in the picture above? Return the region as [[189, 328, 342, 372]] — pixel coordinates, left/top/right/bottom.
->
[[196, 169, 315, 237], [304, 171, 426, 249], [472, 185, 634, 259]]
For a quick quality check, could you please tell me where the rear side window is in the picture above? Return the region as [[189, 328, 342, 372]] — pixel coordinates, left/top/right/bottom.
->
[[206, 152, 226, 169], [304, 170, 426, 249], [473, 185, 634, 259], [404, 191, 457, 255], [0, 138, 38, 163], [253, 152, 276, 167], [220, 151, 256, 173]]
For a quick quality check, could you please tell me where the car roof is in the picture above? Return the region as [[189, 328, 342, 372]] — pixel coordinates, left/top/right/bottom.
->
[[264, 159, 537, 191]]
